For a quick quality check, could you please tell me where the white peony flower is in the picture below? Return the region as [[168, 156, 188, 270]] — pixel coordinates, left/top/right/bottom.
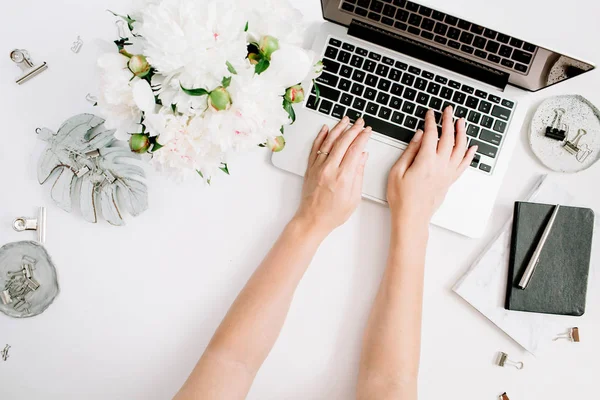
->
[[242, 0, 307, 47], [97, 53, 144, 140], [261, 44, 313, 90]]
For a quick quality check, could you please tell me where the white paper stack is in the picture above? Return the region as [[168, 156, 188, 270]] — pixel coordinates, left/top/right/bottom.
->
[[453, 175, 598, 355]]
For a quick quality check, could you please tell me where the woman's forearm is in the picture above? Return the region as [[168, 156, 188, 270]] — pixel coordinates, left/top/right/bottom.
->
[[357, 217, 429, 399], [175, 217, 326, 400]]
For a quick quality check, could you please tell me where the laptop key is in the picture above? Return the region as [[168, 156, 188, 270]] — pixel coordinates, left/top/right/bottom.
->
[[473, 36, 486, 49], [368, 12, 381, 22], [370, 0, 384, 13], [396, 9, 409, 21], [317, 72, 339, 88], [429, 97, 443, 110], [455, 106, 468, 118], [383, 57, 395, 66], [356, 47, 369, 56], [459, 31, 474, 45], [332, 104, 347, 119], [479, 100, 492, 113], [366, 102, 380, 116], [470, 139, 498, 158], [369, 52, 382, 61], [432, 10, 445, 21], [403, 88, 417, 101], [390, 96, 403, 110], [415, 106, 428, 119], [395, 61, 408, 70], [337, 51, 351, 63], [342, 42, 355, 52], [408, 13, 422, 26], [382, 17, 394, 26], [461, 85, 475, 94], [351, 55, 364, 68], [376, 64, 391, 77], [466, 96, 479, 109], [378, 79, 392, 92], [447, 27, 460, 40], [426, 82, 441, 96], [338, 78, 352, 92], [502, 99, 515, 109], [449, 80, 461, 89], [352, 97, 366, 111], [434, 36, 448, 45], [452, 91, 466, 105], [442, 101, 456, 111], [491, 105, 511, 120], [340, 65, 353, 78], [325, 46, 339, 59], [434, 22, 448, 35], [377, 92, 391, 106], [365, 74, 378, 87], [313, 84, 341, 102], [329, 38, 342, 47], [363, 114, 416, 143], [341, 3, 355, 12], [480, 129, 502, 146], [402, 102, 416, 114], [515, 63, 527, 73], [461, 45, 474, 54], [392, 111, 406, 125], [355, 7, 368, 16], [318, 99, 333, 115], [493, 119, 507, 133], [405, 116, 418, 129], [341, 93, 354, 107], [421, 18, 435, 31], [391, 83, 404, 96], [416, 92, 430, 105], [351, 83, 364, 96], [440, 87, 453, 100], [389, 69, 402, 82], [415, 78, 427, 91], [323, 58, 340, 74], [364, 87, 377, 100], [467, 110, 481, 124], [378, 107, 392, 120], [481, 115, 493, 129], [306, 95, 319, 110], [346, 109, 362, 122], [383, 4, 396, 17], [475, 89, 487, 99], [466, 124, 480, 137], [487, 54, 501, 63], [471, 154, 480, 168], [409, 66, 421, 75], [485, 41, 500, 53], [352, 70, 366, 83], [401, 73, 416, 86], [445, 15, 458, 26], [479, 163, 492, 173], [435, 76, 448, 85], [363, 60, 377, 73], [484, 29, 497, 39], [448, 40, 461, 49]]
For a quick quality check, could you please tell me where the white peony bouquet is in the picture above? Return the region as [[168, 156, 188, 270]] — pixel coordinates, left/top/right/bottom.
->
[[97, 0, 322, 181]]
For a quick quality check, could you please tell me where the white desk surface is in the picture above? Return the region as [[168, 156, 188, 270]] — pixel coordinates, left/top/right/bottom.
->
[[1, 0, 599, 398]]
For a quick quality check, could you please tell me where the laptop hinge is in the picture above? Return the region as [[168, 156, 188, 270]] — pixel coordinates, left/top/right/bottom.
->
[[347, 20, 509, 91]]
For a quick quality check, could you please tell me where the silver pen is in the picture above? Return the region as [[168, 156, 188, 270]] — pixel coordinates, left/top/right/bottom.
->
[[518, 204, 561, 290]]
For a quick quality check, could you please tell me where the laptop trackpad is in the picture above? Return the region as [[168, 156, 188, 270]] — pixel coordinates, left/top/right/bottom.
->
[[362, 137, 404, 203]]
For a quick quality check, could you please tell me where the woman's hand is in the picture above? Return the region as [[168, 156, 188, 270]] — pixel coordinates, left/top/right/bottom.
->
[[387, 106, 477, 226], [294, 117, 372, 237]]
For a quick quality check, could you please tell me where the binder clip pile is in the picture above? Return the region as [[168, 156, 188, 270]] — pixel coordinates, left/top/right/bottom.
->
[[544, 108, 594, 164]]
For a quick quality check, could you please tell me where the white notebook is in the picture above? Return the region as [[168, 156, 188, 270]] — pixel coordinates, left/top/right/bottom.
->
[[453, 175, 598, 355]]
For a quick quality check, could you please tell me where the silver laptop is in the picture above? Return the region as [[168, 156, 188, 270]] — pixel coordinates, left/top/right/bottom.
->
[[273, 0, 594, 238]]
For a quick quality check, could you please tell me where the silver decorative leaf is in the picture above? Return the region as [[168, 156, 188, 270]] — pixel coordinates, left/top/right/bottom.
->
[[37, 114, 148, 226]]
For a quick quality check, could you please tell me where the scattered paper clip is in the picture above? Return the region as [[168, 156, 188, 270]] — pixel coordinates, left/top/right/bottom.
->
[[554, 327, 580, 342], [1, 345, 10, 361], [71, 36, 83, 53], [499, 392, 510, 400], [496, 352, 524, 370]]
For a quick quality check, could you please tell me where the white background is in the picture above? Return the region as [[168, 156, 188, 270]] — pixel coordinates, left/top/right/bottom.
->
[[1, 0, 599, 399]]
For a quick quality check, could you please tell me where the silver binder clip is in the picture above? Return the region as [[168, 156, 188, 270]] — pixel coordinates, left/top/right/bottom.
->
[[554, 327, 580, 342], [0, 290, 12, 305], [496, 352, 524, 370], [13, 207, 47, 244], [564, 129, 587, 155], [576, 144, 593, 163], [71, 36, 84, 53], [10, 49, 48, 85]]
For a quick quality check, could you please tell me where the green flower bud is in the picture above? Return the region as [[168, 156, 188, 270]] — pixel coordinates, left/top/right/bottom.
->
[[268, 135, 286, 152], [129, 134, 151, 154], [209, 87, 232, 111], [285, 85, 305, 104], [259, 36, 280, 59], [248, 53, 261, 65], [128, 55, 151, 77]]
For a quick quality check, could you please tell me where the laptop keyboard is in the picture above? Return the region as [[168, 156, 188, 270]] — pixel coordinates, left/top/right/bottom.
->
[[339, 0, 538, 75], [307, 37, 517, 175]]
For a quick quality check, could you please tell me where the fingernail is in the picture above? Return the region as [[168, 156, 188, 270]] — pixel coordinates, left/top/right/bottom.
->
[[343, 116, 349, 123], [412, 129, 424, 142], [446, 105, 453, 112], [365, 126, 372, 133]]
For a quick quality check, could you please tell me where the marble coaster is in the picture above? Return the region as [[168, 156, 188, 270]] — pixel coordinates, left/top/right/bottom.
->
[[529, 95, 600, 173]]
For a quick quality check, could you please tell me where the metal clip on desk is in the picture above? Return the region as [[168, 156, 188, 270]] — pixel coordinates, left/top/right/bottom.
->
[[10, 49, 48, 85]]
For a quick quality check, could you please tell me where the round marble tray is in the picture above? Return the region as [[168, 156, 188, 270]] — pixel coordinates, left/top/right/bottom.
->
[[0, 241, 59, 318], [529, 95, 600, 173]]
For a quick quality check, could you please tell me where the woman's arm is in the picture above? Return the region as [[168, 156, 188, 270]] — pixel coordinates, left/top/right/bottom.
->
[[357, 107, 477, 399], [175, 117, 372, 400]]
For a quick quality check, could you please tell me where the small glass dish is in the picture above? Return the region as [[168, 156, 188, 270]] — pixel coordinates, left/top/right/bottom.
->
[[0, 241, 59, 318]]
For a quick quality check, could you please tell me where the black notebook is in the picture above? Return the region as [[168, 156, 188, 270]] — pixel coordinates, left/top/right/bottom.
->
[[505, 202, 595, 316]]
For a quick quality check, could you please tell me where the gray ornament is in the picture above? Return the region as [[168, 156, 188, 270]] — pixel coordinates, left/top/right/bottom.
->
[[37, 114, 148, 226]]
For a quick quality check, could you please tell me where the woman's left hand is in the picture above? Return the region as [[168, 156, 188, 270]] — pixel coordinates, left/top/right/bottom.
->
[[294, 117, 372, 237]]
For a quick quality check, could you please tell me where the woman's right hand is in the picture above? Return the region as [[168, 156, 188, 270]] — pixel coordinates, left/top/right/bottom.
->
[[387, 106, 478, 226]]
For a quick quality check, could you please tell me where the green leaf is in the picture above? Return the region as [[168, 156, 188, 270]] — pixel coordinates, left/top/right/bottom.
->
[[108, 10, 136, 32], [244, 22, 249, 32], [180, 83, 209, 97], [313, 80, 321, 102], [258, 143, 267, 148], [171, 104, 177, 113], [280, 126, 285, 134], [152, 142, 164, 152], [219, 163, 230, 175], [113, 38, 132, 52], [226, 61, 238, 75], [283, 100, 296, 123], [255, 58, 270, 75], [197, 170, 204, 178], [222, 76, 232, 88]]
